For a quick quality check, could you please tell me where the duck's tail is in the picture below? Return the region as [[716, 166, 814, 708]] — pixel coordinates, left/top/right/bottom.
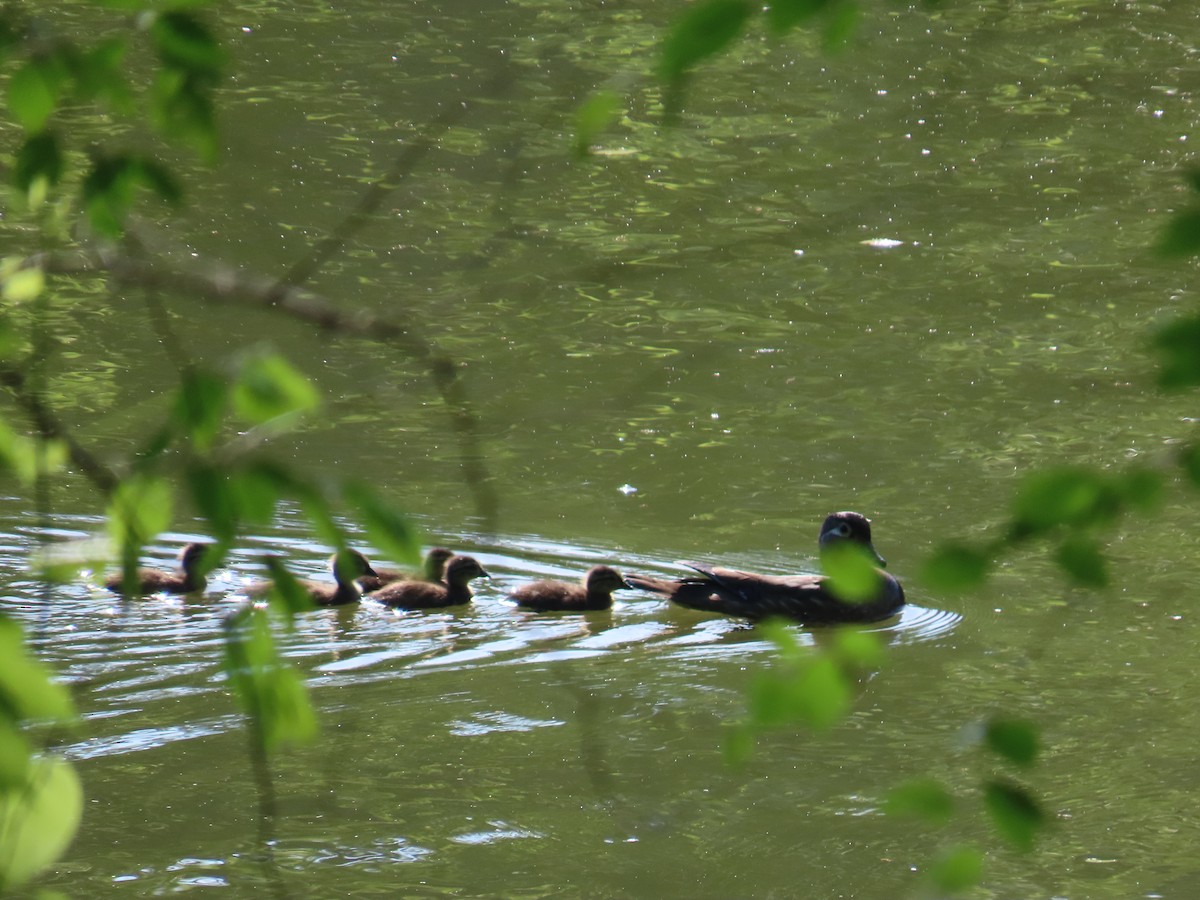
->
[[624, 574, 678, 596]]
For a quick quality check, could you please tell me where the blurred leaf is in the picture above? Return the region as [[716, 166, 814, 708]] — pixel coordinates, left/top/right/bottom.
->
[[223, 607, 317, 751], [1, 266, 44, 303], [723, 721, 756, 767], [0, 617, 76, 726], [573, 90, 622, 158], [830, 627, 885, 669], [0, 727, 32, 791], [342, 481, 422, 571], [0, 421, 40, 484], [927, 844, 983, 893], [71, 38, 132, 112], [231, 460, 287, 525], [747, 654, 851, 731], [82, 154, 183, 236], [13, 131, 64, 194], [1179, 443, 1200, 488], [983, 779, 1045, 852], [1115, 466, 1163, 513], [884, 777, 955, 825], [984, 718, 1039, 767], [232, 352, 319, 424], [106, 475, 172, 547], [149, 11, 224, 73], [822, 541, 880, 602], [921, 542, 989, 591], [172, 368, 228, 449], [0, 757, 82, 892], [1154, 314, 1200, 390], [821, 1, 860, 50], [1158, 209, 1200, 257], [659, 0, 753, 82], [8, 56, 68, 132], [1010, 466, 1118, 537], [260, 556, 317, 621], [765, 0, 833, 34], [1055, 534, 1108, 588]]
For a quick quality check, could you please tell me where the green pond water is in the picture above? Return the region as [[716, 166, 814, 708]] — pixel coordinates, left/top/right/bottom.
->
[[5, 0, 1200, 897]]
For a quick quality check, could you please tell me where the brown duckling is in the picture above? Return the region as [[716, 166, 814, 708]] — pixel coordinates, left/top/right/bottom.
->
[[509, 565, 631, 612], [357, 547, 454, 594], [105, 542, 210, 595], [247, 548, 378, 608], [369, 554, 489, 610], [626, 511, 905, 624]]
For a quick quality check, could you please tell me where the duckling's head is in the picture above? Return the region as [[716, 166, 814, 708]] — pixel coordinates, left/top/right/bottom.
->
[[583, 565, 631, 593], [425, 547, 455, 580], [444, 555, 489, 585], [330, 548, 379, 583], [818, 511, 886, 566]]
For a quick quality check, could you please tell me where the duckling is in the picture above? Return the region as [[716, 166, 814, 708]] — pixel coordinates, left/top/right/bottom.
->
[[105, 542, 210, 595], [509, 565, 631, 612], [247, 548, 378, 608], [357, 547, 454, 594], [369, 555, 489, 610], [626, 511, 905, 624]]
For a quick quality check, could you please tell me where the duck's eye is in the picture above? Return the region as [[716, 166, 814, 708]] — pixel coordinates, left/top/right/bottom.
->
[[834, 523, 852, 537]]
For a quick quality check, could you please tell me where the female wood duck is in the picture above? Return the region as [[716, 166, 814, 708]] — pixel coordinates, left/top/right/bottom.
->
[[247, 548, 378, 607], [105, 542, 210, 595], [356, 547, 454, 594], [625, 511, 905, 624], [369, 555, 489, 610], [509, 565, 631, 612]]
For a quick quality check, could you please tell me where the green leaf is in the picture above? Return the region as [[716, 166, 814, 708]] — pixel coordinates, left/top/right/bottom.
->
[[172, 368, 229, 449], [829, 627, 885, 669], [7, 57, 67, 132], [72, 38, 132, 112], [921, 542, 989, 591], [927, 844, 983, 893], [1154, 315, 1200, 390], [746, 654, 851, 731], [984, 718, 1039, 767], [983, 779, 1045, 852], [659, 0, 753, 82], [821, 541, 881, 602], [1179, 443, 1200, 488], [1055, 534, 1108, 588], [1158, 209, 1200, 257], [259, 557, 317, 620], [13, 132, 64, 193], [820, 0, 859, 50], [223, 608, 317, 751], [0, 617, 76, 726], [149, 12, 224, 73], [82, 154, 183, 236], [342, 481, 422, 571], [1010, 466, 1118, 537], [232, 353, 319, 424], [573, 90, 622, 158], [1, 266, 44, 303], [765, 0, 834, 35], [0, 757, 83, 892], [1115, 466, 1163, 513], [884, 777, 955, 825], [106, 475, 173, 548]]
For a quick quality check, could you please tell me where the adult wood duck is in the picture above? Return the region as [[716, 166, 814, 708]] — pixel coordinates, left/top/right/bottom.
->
[[105, 542, 210, 595], [356, 547, 454, 594], [625, 511, 905, 624], [509, 565, 631, 612], [247, 548, 378, 608], [369, 555, 489, 610]]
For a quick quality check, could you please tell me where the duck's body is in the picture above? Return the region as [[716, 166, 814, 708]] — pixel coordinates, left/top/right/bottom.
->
[[626, 512, 904, 624], [247, 549, 377, 608], [357, 547, 454, 594], [370, 555, 489, 610], [105, 542, 209, 595], [509, 565, 630, 612]]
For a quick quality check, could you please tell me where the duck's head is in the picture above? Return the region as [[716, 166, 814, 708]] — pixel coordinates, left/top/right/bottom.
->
[[583, 565, 632, 593], [330, 548, 379, 582], [445, 555, 490, 585], [818, 511, 886, 567], [179, 542, 212, 573]]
